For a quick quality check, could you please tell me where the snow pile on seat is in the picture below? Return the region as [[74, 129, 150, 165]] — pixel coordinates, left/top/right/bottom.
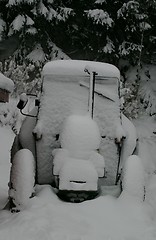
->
[[60, 114, 101, 151], [9, 149, 35, 210], [53, 149, 105, 178], [53, 114, 104, 180], [0, 72, 14, 92], [59, 160, 98, 191]]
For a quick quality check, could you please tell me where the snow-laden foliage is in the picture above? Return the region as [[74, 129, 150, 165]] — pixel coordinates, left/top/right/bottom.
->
[[119, 41, 142, 57], [103, 37, 115, 54], [57, 7, 75, 22], [95, 0, 107, 4], [0, 99, 18, 127], [48, 42, 70, 60], [8, 14, 35, 36], [0, 0, 155, 65], [47, 8, 57, 20], [139, 22, 151, 31], [26, 44, 45, 63], [117, 1, 140, 19], [0, 18, 6, 41], [0, 59, 42, 97], [121, 64, 156, 118], [7, 0, 35, 5], [86, 9, 113, 28], [26, 27, 37, 35], [38, 1, 49, 16], [140, 83, 156, 116], [120, 77, 143, 119], [10, 15, 25, 32], [7, 0, 16, 5]]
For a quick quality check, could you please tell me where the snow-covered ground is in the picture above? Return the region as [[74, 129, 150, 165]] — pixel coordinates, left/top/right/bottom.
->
[[0, 123, 156, 240]]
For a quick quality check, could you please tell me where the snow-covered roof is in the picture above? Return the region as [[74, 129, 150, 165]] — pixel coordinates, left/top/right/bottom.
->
[[42, 60, 120, 79], [0, 72, 14, 92]]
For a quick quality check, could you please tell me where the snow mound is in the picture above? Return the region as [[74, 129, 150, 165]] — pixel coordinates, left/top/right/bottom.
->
[[119, 114, 138, 171], [43, 59, 120, 78], [60, 114, 101, 151], [59, 160, 98, 191], [122, 155, 145, 200], [9, 149, 35, 210], [0, 72, 14, 92], [53, 149, 105, 178]]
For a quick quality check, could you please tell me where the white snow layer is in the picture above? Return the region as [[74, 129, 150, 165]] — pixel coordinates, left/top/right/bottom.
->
[[0, 72, 14, 92], [119, 114, 138, 170], [59, 160, 98, 191], [1, 121, 156, 240], [43, 59, 120, 79], [9, 149, 35, 210], [26, 44, 45, 63], [121, 155, 145, 201], [19, 92, 28, 102], [35, 62, 121, 185], [60, 114, 101, 151], [53, 114, 105, 186], [53, 148, 105, 178]]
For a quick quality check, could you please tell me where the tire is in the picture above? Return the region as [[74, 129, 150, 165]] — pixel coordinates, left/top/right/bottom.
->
[[121, 155, 145, 201], [9, 149, 35, 212]]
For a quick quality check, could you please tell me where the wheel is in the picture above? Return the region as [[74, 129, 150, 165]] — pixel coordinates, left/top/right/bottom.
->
[[121, 155, 145, 201], [9, 149, 35, 212]]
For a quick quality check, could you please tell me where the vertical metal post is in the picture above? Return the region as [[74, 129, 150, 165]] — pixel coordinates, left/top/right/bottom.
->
[[88, 71, 96, 119]]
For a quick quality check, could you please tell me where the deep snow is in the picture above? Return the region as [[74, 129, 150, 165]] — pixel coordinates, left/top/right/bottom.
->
[[0, 60, 156, 239], [35, 61, 121, 185], [0, 122, 156, 240]]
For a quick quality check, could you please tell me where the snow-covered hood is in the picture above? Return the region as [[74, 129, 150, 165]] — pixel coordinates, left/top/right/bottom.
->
[[42, 60, 120, 79]]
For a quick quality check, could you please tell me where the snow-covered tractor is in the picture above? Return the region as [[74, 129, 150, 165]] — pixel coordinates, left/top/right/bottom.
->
[[8, 60, 139, 211]]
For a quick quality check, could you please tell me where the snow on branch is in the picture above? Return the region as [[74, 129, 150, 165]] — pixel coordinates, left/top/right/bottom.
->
[[140, 83, 156, 116], [47, 8, 57, 21], [47, 0, 54, 3], [86, 9, 113, 28], [139, 22, 151, 31], [0, 19, 6, 40], [7, 0, 17, 5], [57, 7, 74, 21], [103, 37, 115, 54], [26, 44, 45, 63], [38, 0, 49, 16], [7, 0, 35, 6], [10, 15, 25, 32], [26, 15, 34, 26], [26, 27, 37, 35], [117, 1, 139, 19], [119, 41, 142, 56], [95, 0, 107, 4]]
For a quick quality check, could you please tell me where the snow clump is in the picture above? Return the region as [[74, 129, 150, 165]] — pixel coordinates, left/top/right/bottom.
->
[[121, 155, 145, 201], [9, 149, 35, 211], [60, 114, 101, 151], [59, 160, 98, 191], [0, 72, 14, 92]]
